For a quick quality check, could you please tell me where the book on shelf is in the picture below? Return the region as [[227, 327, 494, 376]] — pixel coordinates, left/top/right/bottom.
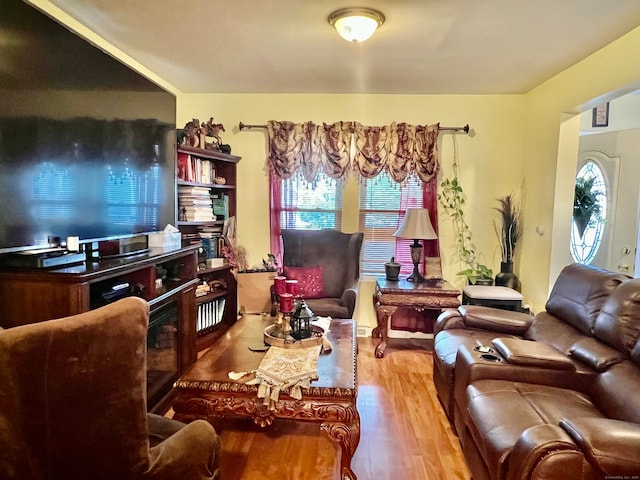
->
[[177, 152, 216, 184], [200, 236, 223, 258]]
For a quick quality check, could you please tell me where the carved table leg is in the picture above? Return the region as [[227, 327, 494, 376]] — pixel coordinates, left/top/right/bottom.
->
[[321, 412, 361, 480], [374, 304, 397, 358], [371, 293, 381, 338]]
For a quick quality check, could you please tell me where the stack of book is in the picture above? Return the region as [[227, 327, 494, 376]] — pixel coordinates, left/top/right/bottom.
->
[[178, 186, 214, 222], [195, 282, 211, 297]]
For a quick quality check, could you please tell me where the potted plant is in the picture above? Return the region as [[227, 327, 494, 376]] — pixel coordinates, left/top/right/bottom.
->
[[494, 192, 523, 290], [438, 177, 493, 285], [573, 177, 602, 238]]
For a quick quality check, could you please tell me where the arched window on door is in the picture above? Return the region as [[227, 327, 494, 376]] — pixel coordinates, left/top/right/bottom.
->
[[570, 161, 607, 264]]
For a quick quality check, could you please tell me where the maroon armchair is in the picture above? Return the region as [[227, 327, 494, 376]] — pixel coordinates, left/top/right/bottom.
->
[[281, 229, 363, 319]]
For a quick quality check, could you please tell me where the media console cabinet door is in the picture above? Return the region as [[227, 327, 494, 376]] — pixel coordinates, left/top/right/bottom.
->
[[0, 275, 90, 327]]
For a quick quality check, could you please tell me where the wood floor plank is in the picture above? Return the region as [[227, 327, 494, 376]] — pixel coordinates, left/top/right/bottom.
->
[[170, 336, 470, 479]]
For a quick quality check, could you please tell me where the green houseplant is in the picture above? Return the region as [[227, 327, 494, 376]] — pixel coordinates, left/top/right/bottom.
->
[[573, 177, 602, 239], [438, 177, 493, 285]]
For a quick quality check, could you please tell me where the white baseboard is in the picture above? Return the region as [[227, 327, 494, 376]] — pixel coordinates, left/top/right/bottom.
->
[[357, 326, 372, 337], [355, 325, 433, 339]]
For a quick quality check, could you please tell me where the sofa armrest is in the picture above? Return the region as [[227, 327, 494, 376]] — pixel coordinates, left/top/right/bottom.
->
[[560, 417, 640, 475], [341, 283, 358, 318], [146, 418, 222, 480], [458, 305, 533, 335], [434, 308, 466, 334], [505, 424, 584, 480], [492, 338, 575, 370]]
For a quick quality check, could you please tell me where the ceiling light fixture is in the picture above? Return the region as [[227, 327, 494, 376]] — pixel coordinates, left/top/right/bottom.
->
[[328, 7, 385, 44]]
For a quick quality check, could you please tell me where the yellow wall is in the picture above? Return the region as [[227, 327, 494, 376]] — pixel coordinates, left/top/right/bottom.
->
[[521, 25, 640, 310], [177, 94, 526, 327]]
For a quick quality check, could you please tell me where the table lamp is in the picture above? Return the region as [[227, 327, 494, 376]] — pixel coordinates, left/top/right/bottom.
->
[[393, 208, 438, 283]]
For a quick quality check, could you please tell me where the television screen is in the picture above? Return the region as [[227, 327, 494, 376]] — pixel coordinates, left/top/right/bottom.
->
[[0, 0, 177, 254]]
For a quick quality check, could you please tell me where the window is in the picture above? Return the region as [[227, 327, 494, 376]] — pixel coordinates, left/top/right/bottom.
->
[[570, 161, 607, 264], [359, 174, 425, 275], [277, 170, 342, 230]]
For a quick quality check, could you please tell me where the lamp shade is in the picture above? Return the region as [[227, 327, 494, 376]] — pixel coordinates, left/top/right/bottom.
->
[[393, 208, 438, 240], [328, 8, 385, 43]]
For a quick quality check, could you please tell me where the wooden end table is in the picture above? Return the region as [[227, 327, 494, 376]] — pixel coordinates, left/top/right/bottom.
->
[[172, 314, 360, 480], [373, 277, 461, 358]]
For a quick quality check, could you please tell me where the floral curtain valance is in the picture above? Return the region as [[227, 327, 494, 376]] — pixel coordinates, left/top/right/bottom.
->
[[266, 120, 440, 183]]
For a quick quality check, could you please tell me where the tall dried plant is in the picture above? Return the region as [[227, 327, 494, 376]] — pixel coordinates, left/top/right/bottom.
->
[[494, 193, 523, 264]]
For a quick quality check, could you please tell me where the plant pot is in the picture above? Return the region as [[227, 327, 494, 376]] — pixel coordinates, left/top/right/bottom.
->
[[385, 261, 401, 281], [474, 277, 494, 286], [574, 215, 590, 239], [495, 261, 521, 291]]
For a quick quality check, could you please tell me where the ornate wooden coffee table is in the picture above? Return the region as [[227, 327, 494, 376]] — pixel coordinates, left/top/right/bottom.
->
[[172, 314, 360, 480]]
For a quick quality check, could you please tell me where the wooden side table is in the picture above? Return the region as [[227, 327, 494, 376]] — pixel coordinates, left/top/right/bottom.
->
[[372, 278, 461, 358]]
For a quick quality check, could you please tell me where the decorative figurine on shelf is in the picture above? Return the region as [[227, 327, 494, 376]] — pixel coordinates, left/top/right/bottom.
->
[[201, 117, 226, 151], [180, 117, 231, 153], [262, 253, 278, 272], [182, 118, 201, 148]]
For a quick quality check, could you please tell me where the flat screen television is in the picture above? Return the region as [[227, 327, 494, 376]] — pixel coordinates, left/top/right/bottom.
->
[[0, 0, 177, 255]]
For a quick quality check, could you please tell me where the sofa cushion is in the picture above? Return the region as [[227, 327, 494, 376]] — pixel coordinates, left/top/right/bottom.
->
[[524, 312, 587, 353], [433, 329, 520, 419], [465, 379, 604, 480], [302, 297, 349, 319], [545, 263, 627, 335], [593, 278, 640, 354]]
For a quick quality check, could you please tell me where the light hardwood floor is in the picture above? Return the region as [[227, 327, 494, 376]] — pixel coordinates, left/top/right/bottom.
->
[[171, 337, 471, 480]]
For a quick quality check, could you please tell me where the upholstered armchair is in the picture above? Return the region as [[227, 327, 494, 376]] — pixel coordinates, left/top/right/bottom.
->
[[0, 296, 221, 480], [281, 229, 364, 318]]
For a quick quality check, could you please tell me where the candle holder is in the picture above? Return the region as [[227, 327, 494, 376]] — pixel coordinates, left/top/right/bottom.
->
[[279, 292, 294, 314], [290, 299, 314, 340]]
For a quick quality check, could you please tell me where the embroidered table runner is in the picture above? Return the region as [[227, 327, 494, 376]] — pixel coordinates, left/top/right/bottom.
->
[[246, 344, 322, 409]]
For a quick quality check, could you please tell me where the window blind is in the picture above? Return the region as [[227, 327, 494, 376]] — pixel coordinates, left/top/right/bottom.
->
[[359, 174, 425, 275], [278, 171, 343, 230]]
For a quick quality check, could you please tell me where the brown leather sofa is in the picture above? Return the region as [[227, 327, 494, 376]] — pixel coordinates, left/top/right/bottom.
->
[[433, 263, 640, 480]]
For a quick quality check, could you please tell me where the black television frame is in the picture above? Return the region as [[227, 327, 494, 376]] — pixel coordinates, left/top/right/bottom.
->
[[0, 0, 177, 256]]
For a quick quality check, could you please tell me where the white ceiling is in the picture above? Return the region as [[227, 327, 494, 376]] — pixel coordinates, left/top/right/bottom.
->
[[49, 0, 640, 95]]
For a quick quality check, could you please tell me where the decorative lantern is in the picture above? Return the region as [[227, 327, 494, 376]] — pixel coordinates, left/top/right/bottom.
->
[[290, 299, 314, 340]]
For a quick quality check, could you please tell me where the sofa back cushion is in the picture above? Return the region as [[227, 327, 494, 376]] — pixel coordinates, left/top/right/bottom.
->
[[545, 263, 628, 335], [593, 278, 640, 355]]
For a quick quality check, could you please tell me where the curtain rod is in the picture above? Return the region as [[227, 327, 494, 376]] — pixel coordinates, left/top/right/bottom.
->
[[238, 122, 470, 134]]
